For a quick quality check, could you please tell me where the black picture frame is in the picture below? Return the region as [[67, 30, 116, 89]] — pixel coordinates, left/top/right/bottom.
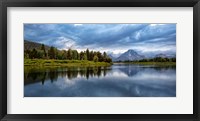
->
[[0, 0, 199, 121]]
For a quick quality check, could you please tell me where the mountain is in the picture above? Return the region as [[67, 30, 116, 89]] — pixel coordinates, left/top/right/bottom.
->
[[24, 40, 51, 51], [155, 53, 167, 58], [108, 54, 116, 61], [115, 49, 145, 61], [155, 53, 176, 58]]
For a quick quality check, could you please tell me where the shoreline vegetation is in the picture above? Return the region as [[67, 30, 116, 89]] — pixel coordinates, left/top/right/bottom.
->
[[24, 42, 113, 67], [114, 62, 176, 66], [24, 41, 176, 67], [24, 59, 112, 67], [24, 59, 176, 67], [133, 62, 176, 66], [114, 57, 176, 66]]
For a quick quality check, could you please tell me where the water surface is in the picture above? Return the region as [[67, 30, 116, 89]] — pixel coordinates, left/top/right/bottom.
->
[[24, 64, 176, 97]]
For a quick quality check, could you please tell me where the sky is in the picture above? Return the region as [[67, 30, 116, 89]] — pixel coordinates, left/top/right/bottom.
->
[[24, 23, 176, 57]]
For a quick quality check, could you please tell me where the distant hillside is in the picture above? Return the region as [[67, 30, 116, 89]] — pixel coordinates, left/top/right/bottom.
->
[[108, 54, 116, 61], [115, 49, 145, 61], [24, 40, 51, 51], [155, 53, 176, 58]]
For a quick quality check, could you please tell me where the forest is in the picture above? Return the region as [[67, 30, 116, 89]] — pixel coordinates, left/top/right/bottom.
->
[[24, 44, 112, 63]]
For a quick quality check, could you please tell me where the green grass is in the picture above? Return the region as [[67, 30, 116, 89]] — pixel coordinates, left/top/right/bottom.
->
[[130, 61, 176, 66], [24, 59, 112, 67]]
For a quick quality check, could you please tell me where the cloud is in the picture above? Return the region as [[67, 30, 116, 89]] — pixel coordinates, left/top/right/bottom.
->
[[24, 23, 176, 55], [53, 37, 76, 50]]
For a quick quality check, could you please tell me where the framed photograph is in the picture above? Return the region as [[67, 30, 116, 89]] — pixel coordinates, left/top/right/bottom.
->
[[0, 0, 199, 121]]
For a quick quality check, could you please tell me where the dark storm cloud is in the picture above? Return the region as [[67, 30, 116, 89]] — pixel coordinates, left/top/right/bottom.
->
[[24, 23, 176, 54]]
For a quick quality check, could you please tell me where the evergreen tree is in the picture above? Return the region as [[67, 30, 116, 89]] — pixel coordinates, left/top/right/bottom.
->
[[86, 48, 89, 60], [89, 51, 94, 61], [97, 51, 103, 62], [67, 49, 72, 60], [30, 48, 38, 59], [80, 51, 84, 60], [62, 50, 68, 59], [41, 44, 46, 58], [83, 53, 87, 60], [72, 50, 78, 60], [93, 55, 99, 62], [48, 46, 55, 59], [103, 52, 107, 61]]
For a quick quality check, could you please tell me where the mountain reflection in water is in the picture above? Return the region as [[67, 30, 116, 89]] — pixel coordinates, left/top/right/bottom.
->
[[24, 64, 176, 97]]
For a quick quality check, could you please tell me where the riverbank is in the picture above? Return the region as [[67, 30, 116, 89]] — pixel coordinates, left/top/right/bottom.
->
[[24, 59, 112, 67], [114, 62, 176, 66]]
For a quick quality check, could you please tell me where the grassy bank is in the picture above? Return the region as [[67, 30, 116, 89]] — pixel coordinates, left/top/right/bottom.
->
[[131, 62, 176, 66], [24, 59, 112, 67]]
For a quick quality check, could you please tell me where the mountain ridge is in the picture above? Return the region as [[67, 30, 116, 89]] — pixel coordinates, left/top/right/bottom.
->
[[114, 49, 145, 61], [24, 40, 51, 51], [108, 49, 176, 62]]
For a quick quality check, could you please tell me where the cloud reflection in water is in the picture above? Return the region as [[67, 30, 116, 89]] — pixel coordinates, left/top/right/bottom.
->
[[24, 64, 176, 97]]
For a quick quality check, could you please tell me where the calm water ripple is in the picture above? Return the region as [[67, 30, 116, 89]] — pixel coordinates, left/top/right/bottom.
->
[[24, 64, 176, 97]]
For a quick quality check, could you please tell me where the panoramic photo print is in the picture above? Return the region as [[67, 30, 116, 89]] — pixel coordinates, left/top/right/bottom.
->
[[24, 24, 176, 97]]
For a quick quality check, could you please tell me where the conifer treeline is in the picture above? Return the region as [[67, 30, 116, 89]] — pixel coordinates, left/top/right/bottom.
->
[[138, 57, 176, 62], [24, 44, 112, 63], [117, 57, 176, 63]]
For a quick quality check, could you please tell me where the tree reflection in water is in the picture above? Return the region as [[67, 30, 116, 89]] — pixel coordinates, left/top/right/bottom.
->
[[24, 66, 112, 86], [24, 64, 176, 97], [24, 65, 175, 86]]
